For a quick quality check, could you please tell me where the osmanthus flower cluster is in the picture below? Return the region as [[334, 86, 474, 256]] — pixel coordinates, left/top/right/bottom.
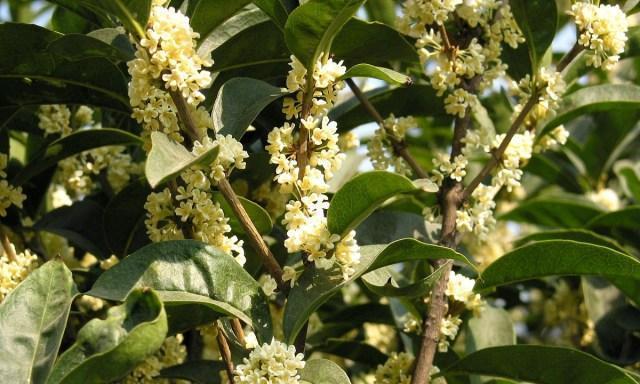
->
[[373, 352, 446, 384], [367, 114, 416, 175], [131, 0, 248, 265], [123, 334, 187, 383], [267, 56, 361, 279], [0, 241, 38, 302], [398, 0, 525, 118], [0, 153, 26, 217], [234, 339, 305, 383], [37, 105, 142, 198], [568, 1, 628, 70]]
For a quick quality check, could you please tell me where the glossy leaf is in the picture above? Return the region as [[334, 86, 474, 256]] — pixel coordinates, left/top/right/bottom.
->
[[327, 171, 417, 237], [300, 359, 352, 384], [339, 63, 412, 85], [510, 0, 557, 71], [13, 128, 142, 185], [212, 192, 273, 235], [587, 206, 640, 232], [47, 289, 167, 384], [499, 196, 603, 228], [145, 131, 219, 188], [441, 345, 636, 384], [76, 0, 151, 38], [88, 240, 273, 342], [514, 229, 626, 253], [213, 77, 288, 139], [0, 260, 77, 384], [253, 0, 291, 30], [477, 240, 640, 291], [542, 84, 640, 136], [189, 0, 252, 42], [362, 263, 447, 297], [284, 0, 365, 70], [283, 239, 471, 343]]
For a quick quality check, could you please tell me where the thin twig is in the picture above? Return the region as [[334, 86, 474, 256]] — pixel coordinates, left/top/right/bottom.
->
[[345, 79, 429, 179], [0, 225, 17, 262], [461, 95, 538, 200], [168, 90, 286, 290], [557, 42, 584, 73], [231, 318, 246, 346], [216, 323, 235, 382]]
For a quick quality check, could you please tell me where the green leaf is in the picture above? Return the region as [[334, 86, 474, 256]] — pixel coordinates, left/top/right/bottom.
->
[[284, 0, 365, 70], [300, 359, 352, 384], [498, 196, 603, 228], [283, 238, 470, 344], [330, 85, 446, 132], [76, 0, 151, 39], [0, 260, 77, 384], [333, 19, 419, 66], [442, 345, 635, 384], [614, 160, 640, 202], [0, 23, 131, 111], [212, 192, 273, 235], [88, 240, 273, 342], [145, 131, 219, 188], [159, 360, 225, 384], [477, 240, 640, 291], [213, 77, 288, 139], [13, 128, 142, 186], [465, 307, 515, 353], [587, 206, 640, 232], [339, 63, 412, 85], [35, 199, 110, 259], [47, 289, 167, 384], [253, 0, 291, 31], [510, 0, 557, 71], [541, 84, 640, 136], [514, 229, 627, 254], [310, 339, 388, 367], [327, 171, 417, 237], [189, 0, 253, 43], [103, 179, 151, 258], [364, 0, 397, 25], [362, 263, 447, 297], [87, 28, 136, 61]]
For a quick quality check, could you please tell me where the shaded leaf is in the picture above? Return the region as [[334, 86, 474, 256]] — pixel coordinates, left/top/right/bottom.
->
[[213, 77, 288, 139], [103, 179, 151, 257], [189, 0, 253, 43], [510, 0, 557, 71], [499, 196, 603, 228], [614, 160, 640, 202], [362, 263, 447, 297], [212, 192, 273, 235], [145, 131, 219, 188], [159, 360, 225, 384], [88, 240, 272, 342], [442, 345, 635, 384], [76, 0, 151, 39], [0, 260, 77, 384], [514, 229, 626, 253], [47, 289, 167, 384]]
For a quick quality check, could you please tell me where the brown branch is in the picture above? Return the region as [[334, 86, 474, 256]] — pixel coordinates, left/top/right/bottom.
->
[[216, 323, 235, 382], [296, 76, 317, 179], [231, 318, 246, 346], [345, 79, 429, 179], [0, 225, 16, 262], [168, 90, 286, 291], [557, 42, 584, 73], [461, 95, 538, 201]]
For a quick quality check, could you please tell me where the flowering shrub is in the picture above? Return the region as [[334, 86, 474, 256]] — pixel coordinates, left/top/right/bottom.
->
[[1, 0, 640, 383]]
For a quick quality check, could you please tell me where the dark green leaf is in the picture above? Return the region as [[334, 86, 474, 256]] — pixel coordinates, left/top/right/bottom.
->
[[212, 192, 273, 235], [477, 240, 640, 291], [514, 229, 626, 253], [542, 84, 640, 136], [340, 63, 412, 85], [87, 28, 136, 61], [587, 206, 640, 232], [328, 171, 417, 237], [76, 0, 151, 39], [35, 199, 110, 259], [103, 179, 151, 258], [0, 260, 77, 384], [311, 339, 388, 367], [159, 360, 225, 384], [189, 0, 253, 43], [300, 359, 352, 384], [88, 240, 272, 342], [253, 0, 291, 30], [510, 0, 557, 71], [47, 289, 167, 384], [362, 263, 447, 297], [442, 345, 635, 384], [13, 128, 142, 186], [499, 196, 603, 228], [284, 0, 365, 70], [366, 238, 473, 271], [145, 131, 219, 188], [213, 77, 288, 139]]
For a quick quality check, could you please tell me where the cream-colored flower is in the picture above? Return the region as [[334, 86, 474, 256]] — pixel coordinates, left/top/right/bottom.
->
[[234, 339, 305, 383]]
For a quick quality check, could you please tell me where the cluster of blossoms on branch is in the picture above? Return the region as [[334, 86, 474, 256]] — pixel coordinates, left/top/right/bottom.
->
[[0, 153, 25, 217], [267, 55, 361, 279], [569, 1, 628, 70], [234, 339, 306, 383], [131, 0, 248, 265], [123, 335, 187, 384], [373, 352, 445, 384], [399, 0, 524, 118], [38, 105, 142, 198], [0, 240, 38, 303], [368, 115, 417, 176]]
